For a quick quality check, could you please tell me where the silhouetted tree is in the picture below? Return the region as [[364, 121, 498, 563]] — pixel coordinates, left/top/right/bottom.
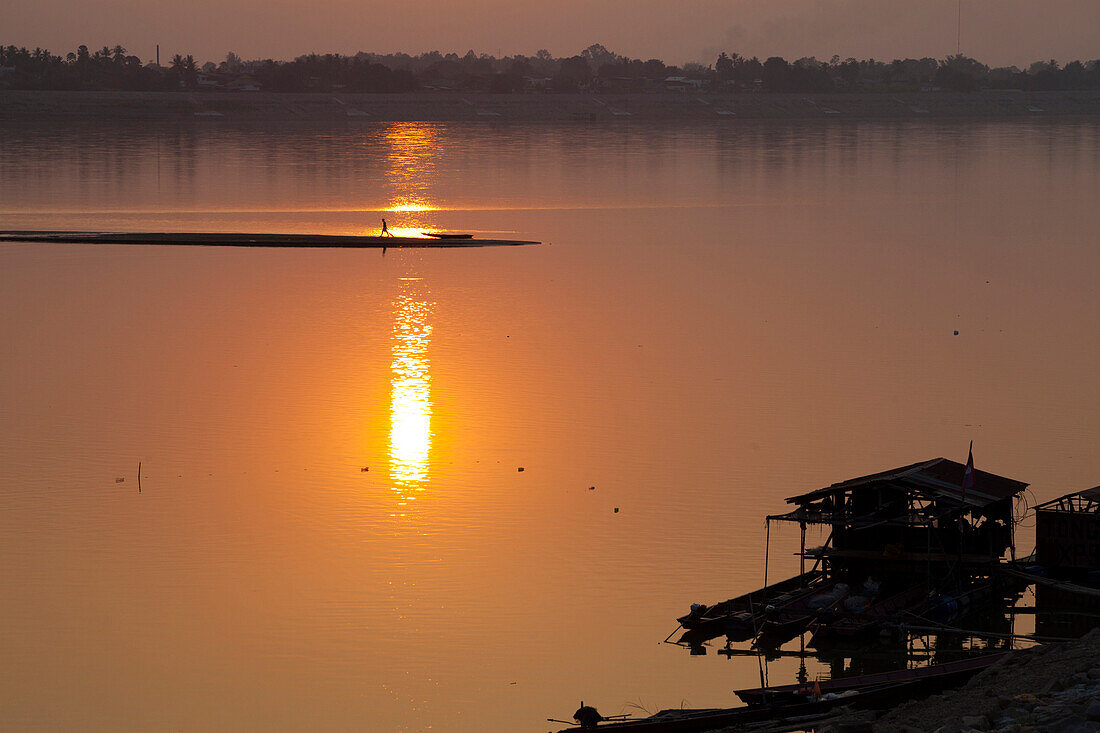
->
[[182, 54, 198, 88], [715, 52, 733, 80], [581, 43, 619, 71], [553, 55, 591, 91], [509, 58, 533, 78], [762, 56, 790, 91], [936, 54, 987, 92], [223, 51, 243, 73]]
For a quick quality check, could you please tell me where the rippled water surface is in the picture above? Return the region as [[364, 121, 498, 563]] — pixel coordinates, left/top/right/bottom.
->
[[1, 118, 1098, 731]]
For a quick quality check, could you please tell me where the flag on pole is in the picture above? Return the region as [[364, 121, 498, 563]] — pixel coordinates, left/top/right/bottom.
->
[[962, 440, 975, 500]]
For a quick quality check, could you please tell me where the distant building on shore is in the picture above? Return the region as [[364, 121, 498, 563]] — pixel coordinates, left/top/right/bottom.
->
[[664, 76, 704, 92], [195, 72, 260, 92]]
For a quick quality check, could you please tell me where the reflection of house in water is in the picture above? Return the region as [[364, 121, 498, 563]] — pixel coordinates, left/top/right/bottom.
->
[[769, 458, 1027, 591]]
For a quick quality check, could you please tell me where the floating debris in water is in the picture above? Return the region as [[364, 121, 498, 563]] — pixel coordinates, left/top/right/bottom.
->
[[518, 467, 525, 472], [954, 330, 960, 335], [361, 467, 369, 472], [614, 507, 619, 513], [589, 486, 596, 491], [115, 478, 125, 483]]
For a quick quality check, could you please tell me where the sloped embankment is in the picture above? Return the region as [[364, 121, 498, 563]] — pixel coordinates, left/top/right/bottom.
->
[[821, 629, 1100, 733]]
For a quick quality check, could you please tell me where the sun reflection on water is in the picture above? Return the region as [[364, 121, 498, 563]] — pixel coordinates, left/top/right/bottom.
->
[[379, 123, 441, 224], [382, 226, 431, 238], [381, 123, 443, 506], [385, 202, 436, 213], [388, 278, 435, 515]]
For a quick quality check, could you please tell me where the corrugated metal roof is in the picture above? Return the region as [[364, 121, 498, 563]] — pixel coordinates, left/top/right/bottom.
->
[[786, 457, 1028, 506]]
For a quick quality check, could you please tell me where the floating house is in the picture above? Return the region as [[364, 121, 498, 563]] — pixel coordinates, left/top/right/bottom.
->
[[1035, 486, 1100, 576], [766, 458, 1029, 588], [676, 458, 1098, 656], [1029, 487, 1100, 636]]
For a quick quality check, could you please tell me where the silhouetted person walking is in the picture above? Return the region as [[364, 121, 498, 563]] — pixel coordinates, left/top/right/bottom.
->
[[381, 218, 391, 236]]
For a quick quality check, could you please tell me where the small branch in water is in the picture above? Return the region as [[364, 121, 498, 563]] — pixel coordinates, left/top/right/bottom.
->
[[138, 461, 141, 493]]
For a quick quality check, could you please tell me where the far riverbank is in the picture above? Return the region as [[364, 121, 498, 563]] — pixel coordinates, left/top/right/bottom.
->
[[2, 89, 1099, 123]]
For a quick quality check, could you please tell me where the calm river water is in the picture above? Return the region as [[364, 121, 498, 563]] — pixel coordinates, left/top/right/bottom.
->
[[0, 119, 1098, 731]]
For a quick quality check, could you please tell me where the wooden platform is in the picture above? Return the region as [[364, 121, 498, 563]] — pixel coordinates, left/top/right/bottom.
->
[[998, 566, 1100, 598], [0, 230, 540, 248], [800, 547, 1005, 565]]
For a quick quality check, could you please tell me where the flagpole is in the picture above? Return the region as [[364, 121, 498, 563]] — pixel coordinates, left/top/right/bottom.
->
[[958, 440, 974, 581], [957, 0, 962, 55]]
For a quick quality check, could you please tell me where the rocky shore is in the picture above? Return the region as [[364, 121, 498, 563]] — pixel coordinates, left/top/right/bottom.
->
[[815, 629, 1100, 733], [2, 89, 1099, 123]]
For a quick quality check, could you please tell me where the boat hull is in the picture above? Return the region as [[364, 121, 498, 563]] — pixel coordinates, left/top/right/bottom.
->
[[734, 651, 1008, 706], [676, 572, 822, 636]]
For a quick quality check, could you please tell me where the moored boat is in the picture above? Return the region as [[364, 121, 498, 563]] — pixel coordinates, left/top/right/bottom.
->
[[553, 672, 974, 733], [421, 231, 474, 238], [754, 582, 851, 647], [675, 571, 822, 639], [733, 651, 1009, 706], [553, 691, 851, 732], [809, 583, 930, 644]]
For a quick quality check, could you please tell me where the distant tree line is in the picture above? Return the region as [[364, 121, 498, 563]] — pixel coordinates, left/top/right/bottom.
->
[[0, 45, 166, 91], [2, 42, 1099, 94], [251, 55, 417, 93]]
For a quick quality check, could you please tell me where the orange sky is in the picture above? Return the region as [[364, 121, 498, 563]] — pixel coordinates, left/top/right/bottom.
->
[[2, 0, 1098, 67]]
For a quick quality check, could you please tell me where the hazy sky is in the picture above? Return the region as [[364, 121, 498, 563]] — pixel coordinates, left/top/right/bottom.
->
[[3, 0, 1098, 67]]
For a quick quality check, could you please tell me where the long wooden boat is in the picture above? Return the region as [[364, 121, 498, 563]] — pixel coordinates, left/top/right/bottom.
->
[[808, 583, 930, 644], [733, 651, 1009, 706], [422, 231, 474, 239], [554, 692, 846, 732], [675, 571, 823, 639], [554, 675, 960, 733], [0, 230, 539, 248]]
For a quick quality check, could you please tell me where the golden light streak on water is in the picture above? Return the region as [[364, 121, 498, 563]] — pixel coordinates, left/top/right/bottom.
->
[[385, 202, 436, 213], [388, 279, 435, 516], [384, 122, 439, 172], [382, 123, 441, 222], [382, 226, 431, 238]]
